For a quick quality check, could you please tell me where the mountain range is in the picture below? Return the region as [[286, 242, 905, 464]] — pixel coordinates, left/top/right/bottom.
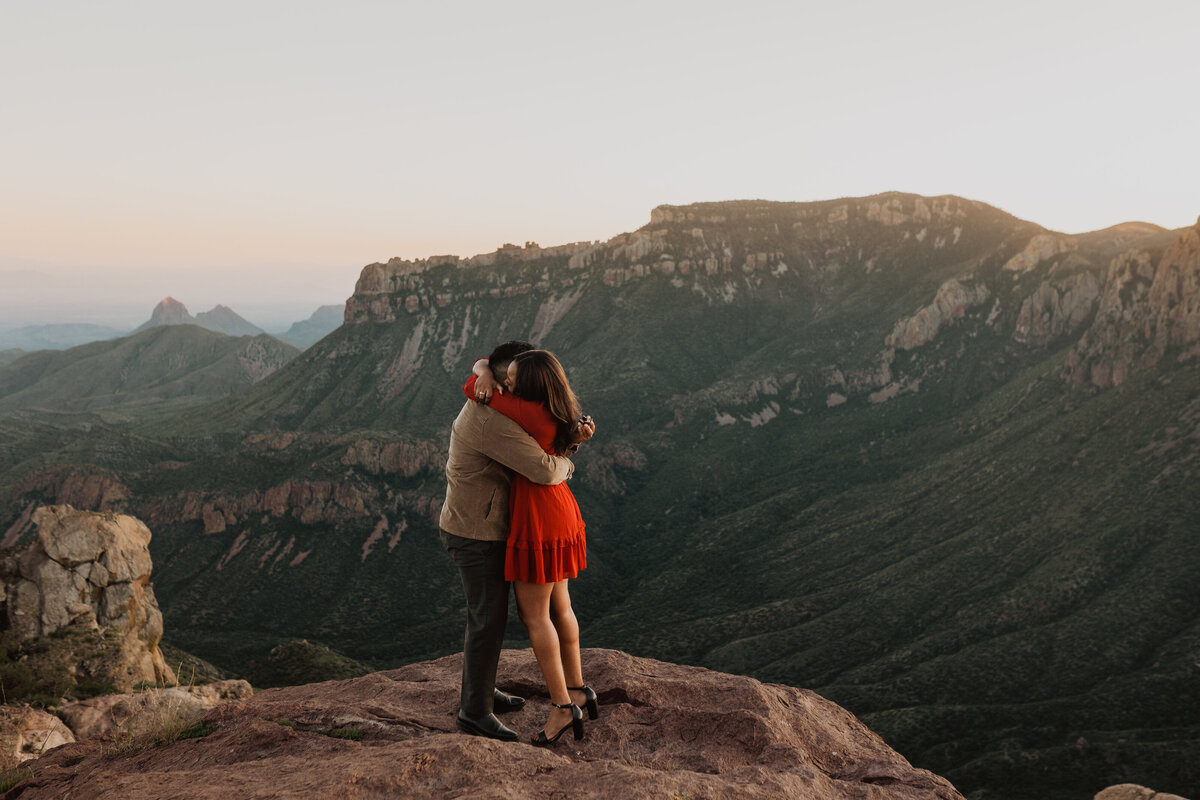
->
[[0, 325, 300, 415], [0, 192, 1197, 800], [0, 298, 344, 353], [132, 297, 265, 337], [0, 323, 126, 352]]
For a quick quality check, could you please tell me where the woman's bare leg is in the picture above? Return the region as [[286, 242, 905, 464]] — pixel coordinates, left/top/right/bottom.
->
[[515, 580, 574, 735], [549, 580, 586, 705]]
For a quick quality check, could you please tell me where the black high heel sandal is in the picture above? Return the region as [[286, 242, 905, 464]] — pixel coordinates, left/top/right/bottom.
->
[[567, 685, 599, 720], [532, 701, 584, 745]]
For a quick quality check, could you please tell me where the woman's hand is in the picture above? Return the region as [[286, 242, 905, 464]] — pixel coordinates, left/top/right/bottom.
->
[[473, 370, 500, 403], [571, 415, 595, 443], [471, 358, 501, 403]]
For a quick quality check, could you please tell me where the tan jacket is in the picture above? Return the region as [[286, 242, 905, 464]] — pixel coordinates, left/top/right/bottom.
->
[[439, 399, 574, 541]]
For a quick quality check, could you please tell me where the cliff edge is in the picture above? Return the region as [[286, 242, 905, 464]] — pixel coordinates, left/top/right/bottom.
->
[[11, 648, 963, 799]]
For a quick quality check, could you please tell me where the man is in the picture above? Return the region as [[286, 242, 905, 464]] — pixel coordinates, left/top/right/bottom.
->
[[439, 340, 595, 742]]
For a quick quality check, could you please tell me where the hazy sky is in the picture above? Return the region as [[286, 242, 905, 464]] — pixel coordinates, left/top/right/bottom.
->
[[2, 0, 1197, 329]]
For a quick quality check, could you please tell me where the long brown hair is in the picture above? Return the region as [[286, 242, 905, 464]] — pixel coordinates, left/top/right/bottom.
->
[[511, 350, 582, 455]]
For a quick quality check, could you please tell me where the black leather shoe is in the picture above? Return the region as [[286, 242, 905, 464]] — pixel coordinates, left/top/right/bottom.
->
[[456, 711, 518, 742], [493, 688, 526, 713]]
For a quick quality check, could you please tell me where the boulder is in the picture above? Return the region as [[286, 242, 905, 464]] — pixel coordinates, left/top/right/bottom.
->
[[59, 680, 253, 740], [14, 648, 963, 799], [0, 706, 74, 768], [1, 505, 175, 690]]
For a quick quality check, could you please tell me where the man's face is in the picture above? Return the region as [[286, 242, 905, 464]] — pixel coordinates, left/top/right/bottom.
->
[[504, 361, 518, 394]]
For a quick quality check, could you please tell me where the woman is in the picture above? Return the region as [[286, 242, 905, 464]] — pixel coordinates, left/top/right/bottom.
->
[[465, 349, 598, 745]]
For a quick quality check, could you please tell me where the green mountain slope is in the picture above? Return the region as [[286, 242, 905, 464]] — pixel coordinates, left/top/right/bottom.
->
[[0, 325, 299, 413], [276, 304, 344, 350], [2, 194, 1198, 800]]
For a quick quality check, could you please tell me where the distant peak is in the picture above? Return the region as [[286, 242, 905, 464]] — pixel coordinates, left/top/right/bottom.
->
[[131, 296, 194, 332], [148, 297, 192, 323], [193, 304, 264, 336]]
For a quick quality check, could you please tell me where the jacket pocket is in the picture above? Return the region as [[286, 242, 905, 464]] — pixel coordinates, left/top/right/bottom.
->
[[484, 489, 504, 524]]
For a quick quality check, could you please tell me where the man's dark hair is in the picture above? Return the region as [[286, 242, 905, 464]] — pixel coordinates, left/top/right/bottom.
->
[[488, 340, 534, 365]]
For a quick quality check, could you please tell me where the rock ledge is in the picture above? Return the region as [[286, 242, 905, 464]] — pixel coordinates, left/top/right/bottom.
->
[[15, 648, 962, 799]]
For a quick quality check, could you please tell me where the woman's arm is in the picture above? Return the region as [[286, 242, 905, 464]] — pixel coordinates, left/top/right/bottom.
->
[[464, 374, 549, 437], [471, 358, 500, 402]]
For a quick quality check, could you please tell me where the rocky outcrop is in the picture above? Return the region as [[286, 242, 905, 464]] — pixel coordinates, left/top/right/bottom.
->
[[58, 680, 252, 740], [1065, 220, 1200, 386], [1094, 784, 1190, 800], [234, 334, 297, 382], [345, 241, 598, 323], [342, 194, 1006, 325], [0, 706, 74, 767], [4, 467, 130, 546], [154, 480, 375, 534], [16, 648, 963, 799], [649, 193, 973, 227], [1002, 233, 1077, 273], [1012, 270, 1102, 346], [339, 437, 445, 477], [0, 505, 174, 690], [886, 278, 991, 350]]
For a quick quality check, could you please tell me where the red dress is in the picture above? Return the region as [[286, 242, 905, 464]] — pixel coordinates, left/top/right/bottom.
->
[[464, 376, 587, 583]]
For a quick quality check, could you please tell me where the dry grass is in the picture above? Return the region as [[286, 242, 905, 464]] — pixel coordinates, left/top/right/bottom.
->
[[104, 661, 215, 756], [0, 765, 34, 793]]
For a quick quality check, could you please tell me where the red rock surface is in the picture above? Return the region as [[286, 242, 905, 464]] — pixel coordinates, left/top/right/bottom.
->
[[13, 649, 963, 799]]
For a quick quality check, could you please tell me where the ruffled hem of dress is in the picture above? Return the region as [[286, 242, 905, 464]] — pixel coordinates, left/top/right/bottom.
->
[[505, 535, 587, 584]]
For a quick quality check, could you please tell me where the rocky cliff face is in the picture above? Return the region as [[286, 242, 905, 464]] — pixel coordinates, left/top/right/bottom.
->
[[1001, 233, 1078, 272], [332, 198, 1191, 414], [1066, 219, 1200, 386], [344, 194, 994, 334], [4, 467, 130, 547], [14, 648, 963, 800], [0, 505, 174, 690], [1012, 270, 1102, 346], [886, 276, 992, 350]]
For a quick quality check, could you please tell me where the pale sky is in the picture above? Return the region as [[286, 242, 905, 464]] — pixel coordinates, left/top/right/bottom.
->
[[2, 0, 1197, 329]]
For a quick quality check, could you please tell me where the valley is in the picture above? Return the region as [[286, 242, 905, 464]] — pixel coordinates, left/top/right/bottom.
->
[[2, 192, 1197, 799]]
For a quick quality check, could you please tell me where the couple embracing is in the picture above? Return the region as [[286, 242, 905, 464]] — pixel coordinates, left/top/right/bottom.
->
[[439, 341, 599, 745]]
